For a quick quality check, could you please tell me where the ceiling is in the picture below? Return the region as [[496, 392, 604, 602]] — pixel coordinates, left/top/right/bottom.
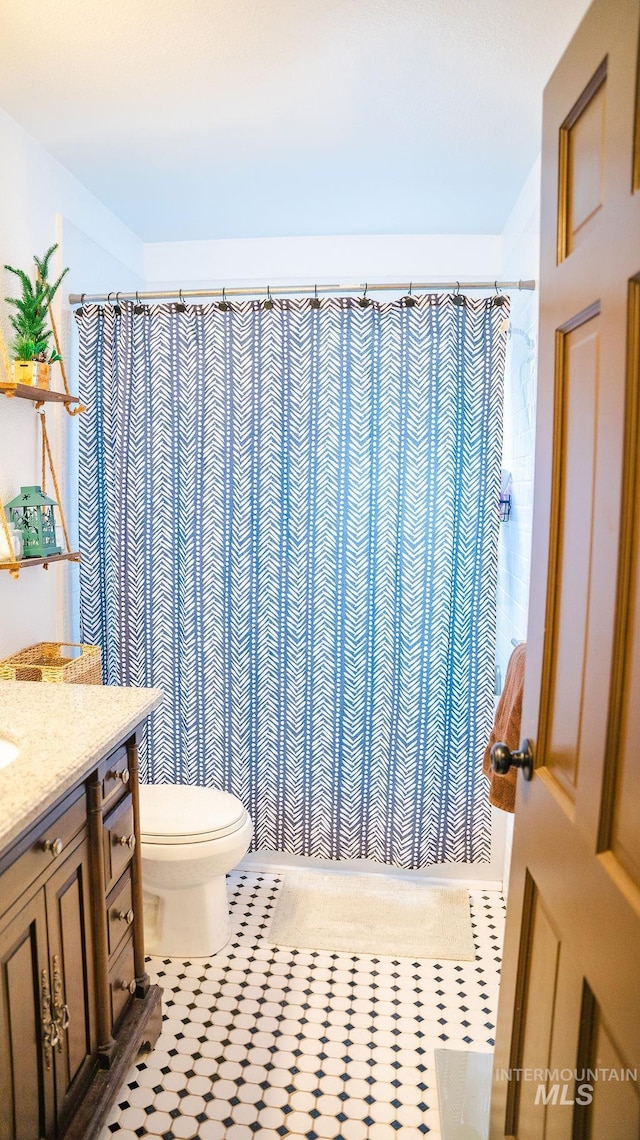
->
[[0, 0, 591, 243]]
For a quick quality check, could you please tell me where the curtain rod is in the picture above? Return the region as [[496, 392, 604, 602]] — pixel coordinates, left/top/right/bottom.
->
[[68, 279, 536, 305]]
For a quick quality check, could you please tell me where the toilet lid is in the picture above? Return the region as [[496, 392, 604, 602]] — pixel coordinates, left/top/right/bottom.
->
[[139, 783, 248, 844]]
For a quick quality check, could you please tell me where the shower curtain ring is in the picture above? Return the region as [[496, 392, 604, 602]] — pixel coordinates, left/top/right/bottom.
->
[[492, 281, 507, 308], [134, 290, 144, 315], [114, 291, 122, 315], [264, 286, 274, 310], [175, 288, 186, 313], [452, 281, 465, 307], [359, 283, 371, 308], [311, 284, 321, 309], [219, 287, 229, 312], [403, 281, 416, 308]]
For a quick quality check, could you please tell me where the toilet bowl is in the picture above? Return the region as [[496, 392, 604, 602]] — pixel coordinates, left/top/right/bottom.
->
[[139, 783, 253, 958]]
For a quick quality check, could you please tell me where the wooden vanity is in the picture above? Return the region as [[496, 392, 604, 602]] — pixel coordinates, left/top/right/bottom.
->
[[0, 683, 163, 1140]]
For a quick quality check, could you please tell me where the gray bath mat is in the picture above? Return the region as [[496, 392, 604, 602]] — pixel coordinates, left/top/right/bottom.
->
[[266, 871, 475, 960]]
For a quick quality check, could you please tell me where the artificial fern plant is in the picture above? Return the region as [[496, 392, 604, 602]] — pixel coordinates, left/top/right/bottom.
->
[[4, 244, 69, 362]]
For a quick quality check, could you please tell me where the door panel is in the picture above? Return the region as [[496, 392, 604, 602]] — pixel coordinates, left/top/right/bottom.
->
[[546, 310, 601, 802], [562, 61, 607, 258], [507, 878, 585, 1140], [513, 883, 561, 1139], [604, 279, 640, 889], [633, 25, 640, 192], [45, 837, 96, 1130], [585, 1004, 640, 1138], [0, 891, 54, 1140], [491, 0, 640, 1135]]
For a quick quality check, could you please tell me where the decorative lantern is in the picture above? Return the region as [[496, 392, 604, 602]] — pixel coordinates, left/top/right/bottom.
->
[[5, 486, 61, 558]]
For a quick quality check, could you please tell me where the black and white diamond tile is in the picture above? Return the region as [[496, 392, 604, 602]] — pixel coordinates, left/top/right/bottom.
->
[[101, 872, 505, 1140]]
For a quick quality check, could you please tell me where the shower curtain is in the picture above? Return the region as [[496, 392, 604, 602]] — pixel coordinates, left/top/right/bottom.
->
[[76, 293, 506, 866]]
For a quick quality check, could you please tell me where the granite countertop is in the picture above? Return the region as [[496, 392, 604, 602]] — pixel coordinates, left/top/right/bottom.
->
[[0, 681, 163, 850]]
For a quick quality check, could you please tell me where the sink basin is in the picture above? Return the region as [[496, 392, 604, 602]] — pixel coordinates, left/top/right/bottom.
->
[[0, 737, 19, 770]]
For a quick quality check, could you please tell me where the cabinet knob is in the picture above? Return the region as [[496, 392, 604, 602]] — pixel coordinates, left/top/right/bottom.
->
[[109, 767, 130, 785], [118, 834, 136, 851], [42, 837, 63, 858], [116, 908, 134, 926], [119, 979, 137, 995]]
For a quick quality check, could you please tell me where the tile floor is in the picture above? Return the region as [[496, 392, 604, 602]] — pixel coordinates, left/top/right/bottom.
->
[[101, 870, 505, 1140]]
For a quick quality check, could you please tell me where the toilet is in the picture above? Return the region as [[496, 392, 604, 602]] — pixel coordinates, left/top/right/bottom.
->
[[138, 783, 253, 958]]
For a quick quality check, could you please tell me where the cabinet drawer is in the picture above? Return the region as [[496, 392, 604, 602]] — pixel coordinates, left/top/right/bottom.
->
[[101, 746, 132, 811], [108, 934, 136, 1030], [103, 796, 135, 891], [0, 789, 86, 920], [107, 873, 134, 960]]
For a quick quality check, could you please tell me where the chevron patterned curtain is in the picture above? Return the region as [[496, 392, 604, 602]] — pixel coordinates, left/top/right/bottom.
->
[[76, 294, 506, 866]]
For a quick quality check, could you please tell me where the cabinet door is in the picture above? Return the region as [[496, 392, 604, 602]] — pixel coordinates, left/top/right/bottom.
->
[[0, 889, 54, 1140], [44, 837, 96, 1133]]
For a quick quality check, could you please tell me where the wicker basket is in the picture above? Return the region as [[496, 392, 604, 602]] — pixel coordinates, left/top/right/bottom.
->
[[0, 642, 102, 684]]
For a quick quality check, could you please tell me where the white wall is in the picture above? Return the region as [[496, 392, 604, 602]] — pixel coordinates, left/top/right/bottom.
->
[[57, 219, 145, 645], [0, 108, 143, 659], [496, 156, 541, 892], [145, 232, 503, 293]]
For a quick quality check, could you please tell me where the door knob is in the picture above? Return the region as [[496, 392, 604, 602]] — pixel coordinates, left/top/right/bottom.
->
[[490, 738, 534, 781]]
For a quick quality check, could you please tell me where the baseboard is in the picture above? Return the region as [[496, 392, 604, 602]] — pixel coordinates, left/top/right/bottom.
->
[[240, 850, 504, 894]]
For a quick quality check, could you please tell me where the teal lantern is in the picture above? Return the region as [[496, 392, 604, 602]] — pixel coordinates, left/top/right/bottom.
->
[[5, 486, 61, 559]]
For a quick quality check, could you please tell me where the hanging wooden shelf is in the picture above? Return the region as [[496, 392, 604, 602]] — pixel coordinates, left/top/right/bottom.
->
[[0, 552, 80, 574], [0, 382, 80, 406], [0, 286, 84, 579]]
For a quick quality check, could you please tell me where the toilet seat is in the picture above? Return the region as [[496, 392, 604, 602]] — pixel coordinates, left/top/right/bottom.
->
[[139, 783, 249, 845]]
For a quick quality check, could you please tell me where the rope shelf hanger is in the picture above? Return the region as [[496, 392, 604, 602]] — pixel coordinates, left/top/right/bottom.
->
[[0, 491, 18, 579], [47, 305, 85, 417], [0, 410, 79, 578], [39, 411, 72, 554]]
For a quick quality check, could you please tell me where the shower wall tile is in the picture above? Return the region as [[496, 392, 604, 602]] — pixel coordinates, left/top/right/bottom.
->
[[496, 158, 540, 692]]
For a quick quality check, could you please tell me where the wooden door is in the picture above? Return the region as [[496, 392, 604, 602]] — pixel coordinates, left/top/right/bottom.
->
[[491, 0, 640, 1137], [0, 890, 54, 1140], [45, 837, 97, 1133]]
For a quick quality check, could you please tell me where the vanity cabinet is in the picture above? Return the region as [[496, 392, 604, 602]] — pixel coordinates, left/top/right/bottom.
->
[[0, 730, 161, 1140]]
